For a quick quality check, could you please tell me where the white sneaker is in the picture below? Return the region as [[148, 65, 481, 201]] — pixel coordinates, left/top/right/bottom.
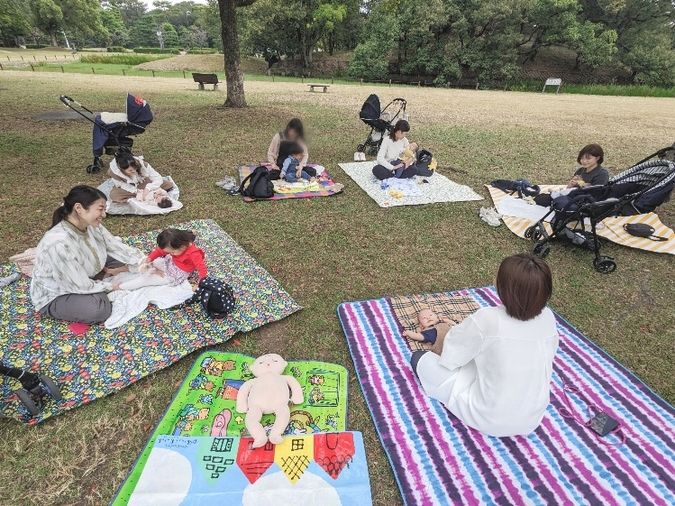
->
[[479, 207, 502, 227]]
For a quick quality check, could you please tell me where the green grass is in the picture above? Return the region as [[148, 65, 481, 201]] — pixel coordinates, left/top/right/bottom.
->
[[79, 54, 170, 65], [506, 79, 675, 97], [0, 72, 673, 505]]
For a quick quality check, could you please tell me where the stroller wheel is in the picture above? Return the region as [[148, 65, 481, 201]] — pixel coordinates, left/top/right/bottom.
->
[[356, 144, 365, 152], [524, 225, 535, 239], [533, 243, 550, 259], [86, 164, 101, 174], [38, 375, 63, 401], [15, 388, 40, 416], [593, 256, 617, 274]]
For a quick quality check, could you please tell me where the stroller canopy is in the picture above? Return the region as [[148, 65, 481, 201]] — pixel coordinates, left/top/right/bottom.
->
[[359, 94, 381, 124], [93, 93, 153, 157]]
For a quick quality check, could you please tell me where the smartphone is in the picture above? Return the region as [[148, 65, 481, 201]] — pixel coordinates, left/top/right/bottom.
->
[[589, 412, 619, 437]]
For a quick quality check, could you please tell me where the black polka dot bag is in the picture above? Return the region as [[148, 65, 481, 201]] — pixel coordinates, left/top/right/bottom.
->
[[183, 277, 236, 319]]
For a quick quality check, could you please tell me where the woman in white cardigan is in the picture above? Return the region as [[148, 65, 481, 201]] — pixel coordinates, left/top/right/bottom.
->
[[30, 185, 145, 324], [108, 152, 173, 203], [372, 119, 417, 180], [411, 254, 559, 437]]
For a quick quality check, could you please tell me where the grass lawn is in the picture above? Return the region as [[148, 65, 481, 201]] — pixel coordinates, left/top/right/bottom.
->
[[0, 71, 673, 505]]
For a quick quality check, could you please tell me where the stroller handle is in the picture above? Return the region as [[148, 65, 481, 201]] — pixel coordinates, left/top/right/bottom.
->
[[60, 95, 75, 106]]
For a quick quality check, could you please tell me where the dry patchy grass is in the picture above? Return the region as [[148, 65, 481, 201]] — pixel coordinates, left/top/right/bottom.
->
[[0, 71, 672, 505]]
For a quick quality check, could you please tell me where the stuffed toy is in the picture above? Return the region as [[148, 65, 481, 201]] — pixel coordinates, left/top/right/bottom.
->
[[236, 354, 304, 448]]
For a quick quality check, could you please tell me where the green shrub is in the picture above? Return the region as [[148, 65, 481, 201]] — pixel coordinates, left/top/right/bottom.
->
[[133, 47, 181, 54], [24, 44, 47, 49], [79, 54, 169, 65], [187, 48, 218, 54], [107, 46, 127, 53]]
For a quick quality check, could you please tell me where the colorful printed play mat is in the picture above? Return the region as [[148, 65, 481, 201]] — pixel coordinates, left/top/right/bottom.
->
[[0, 220, 301, 425], [338, 287, 675, 506], [115, 433, 371, 505], [487, 184, 675, 255], [114, 351, 351, 504], [237, 163, 344, 202]]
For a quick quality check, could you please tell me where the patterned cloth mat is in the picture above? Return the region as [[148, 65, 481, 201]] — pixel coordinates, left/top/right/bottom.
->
[[0, 220, 301, 425], [487, 184, 675, 254], [338, 287, 675, 506], [237, 163, 344, 202], [114, 351, 350, 503], [339, 161, 482, 208]]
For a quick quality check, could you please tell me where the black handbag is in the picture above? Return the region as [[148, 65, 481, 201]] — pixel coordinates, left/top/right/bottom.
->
[[623, 223, 668, 241]]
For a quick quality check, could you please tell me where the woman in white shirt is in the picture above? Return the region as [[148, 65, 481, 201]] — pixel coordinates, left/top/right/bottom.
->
[[108, 152, 174, 203], [31, 185, 145, 324], [412, 254, 559, 437], [372, 119, 417, 180]]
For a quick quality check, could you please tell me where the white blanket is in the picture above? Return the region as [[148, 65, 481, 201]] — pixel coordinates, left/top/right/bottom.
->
[[339, 161, 482, 208], [104, 272, 193, 329], [495, 195, 550, 222], [98, 177, 183, 216]]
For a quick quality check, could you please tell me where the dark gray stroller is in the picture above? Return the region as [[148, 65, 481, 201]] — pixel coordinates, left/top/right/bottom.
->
[[526, 145, 675, 273], [356, 94, 408, 156]]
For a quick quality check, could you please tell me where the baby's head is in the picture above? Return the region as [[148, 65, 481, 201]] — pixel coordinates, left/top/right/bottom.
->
[[288, 142, 304, 160], [157, 228, 195, 255], [156, 196, 173, 208], [408, 142, 419, 152], [418, 308, 440, 329]]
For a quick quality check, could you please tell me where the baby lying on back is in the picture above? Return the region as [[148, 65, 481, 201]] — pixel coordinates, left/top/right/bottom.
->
[[403, 308, 453, 354]]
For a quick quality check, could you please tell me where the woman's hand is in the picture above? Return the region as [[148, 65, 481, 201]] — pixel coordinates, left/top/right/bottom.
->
[[296, 169, 302, 178], [111, 283, 122, 291], [567, 176, 582, 188], [104, 265, 129, 277]]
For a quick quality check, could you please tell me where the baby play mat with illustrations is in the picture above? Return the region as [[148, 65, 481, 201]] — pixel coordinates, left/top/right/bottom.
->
[[0, 220, 301, 424], [116, 433, 371, 505], [338, 287, 675, 506], [114, 351, 351, 504]]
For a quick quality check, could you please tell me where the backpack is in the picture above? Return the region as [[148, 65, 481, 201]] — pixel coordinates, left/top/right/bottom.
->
[[491, 179, 541, 198], [239, 166, 274, 199], [184, 277, 236, 319], [623, 223, 668, 242]]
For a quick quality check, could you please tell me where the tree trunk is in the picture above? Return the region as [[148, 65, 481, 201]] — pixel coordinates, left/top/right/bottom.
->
[[218, 0, 247, 108], [50, 32, 58, 47]]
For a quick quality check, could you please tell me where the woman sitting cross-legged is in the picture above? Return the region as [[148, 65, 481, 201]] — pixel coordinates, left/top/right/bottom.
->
[[30, 185, 145, 324], [372, 119, 418, 180], [411, 254, 559, 437], [266, 118, 315, 180], [108, 151, 174, 204]]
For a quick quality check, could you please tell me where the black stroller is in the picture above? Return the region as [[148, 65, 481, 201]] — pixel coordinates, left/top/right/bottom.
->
[[356, 94, 407, 156], [60, 93, 153, 174], [525, 145, 675, 273], [1, 361, 62, 416]]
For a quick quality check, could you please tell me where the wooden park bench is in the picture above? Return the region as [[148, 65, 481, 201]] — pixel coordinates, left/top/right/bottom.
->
[[193, 73, 219, 90], [307, 83, 330, 93]]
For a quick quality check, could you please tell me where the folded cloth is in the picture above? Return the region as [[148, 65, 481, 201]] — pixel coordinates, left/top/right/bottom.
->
[[105, 271, 193, 329], [496, 195, 550, 222], [386, 177, 423, 197], [9, 248, 37, 277]]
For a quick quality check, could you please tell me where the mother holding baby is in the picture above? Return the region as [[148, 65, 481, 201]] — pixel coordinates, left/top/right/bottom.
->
[[372, 119, 420, 180], [30, 185, 145, 324]]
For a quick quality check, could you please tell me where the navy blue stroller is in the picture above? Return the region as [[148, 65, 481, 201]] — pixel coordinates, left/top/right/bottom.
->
[[357, 94, 407, 156], [60, 93, 153, 174], [526, 145, 675, 273]]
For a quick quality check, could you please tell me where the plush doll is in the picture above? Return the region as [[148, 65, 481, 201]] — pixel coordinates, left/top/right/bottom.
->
[[236, 354, 304, 448]]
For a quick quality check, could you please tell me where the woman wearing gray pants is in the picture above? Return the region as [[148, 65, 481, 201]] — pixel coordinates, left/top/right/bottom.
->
[[30, 186, 145, 324]]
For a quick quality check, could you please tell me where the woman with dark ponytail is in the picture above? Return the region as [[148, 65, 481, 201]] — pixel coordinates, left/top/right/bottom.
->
[[31, 185, 145, 324]]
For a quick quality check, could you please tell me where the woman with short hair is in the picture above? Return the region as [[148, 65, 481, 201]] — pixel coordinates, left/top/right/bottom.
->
[[411, 254, 559, 437], [30, 185, 144, 324]]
